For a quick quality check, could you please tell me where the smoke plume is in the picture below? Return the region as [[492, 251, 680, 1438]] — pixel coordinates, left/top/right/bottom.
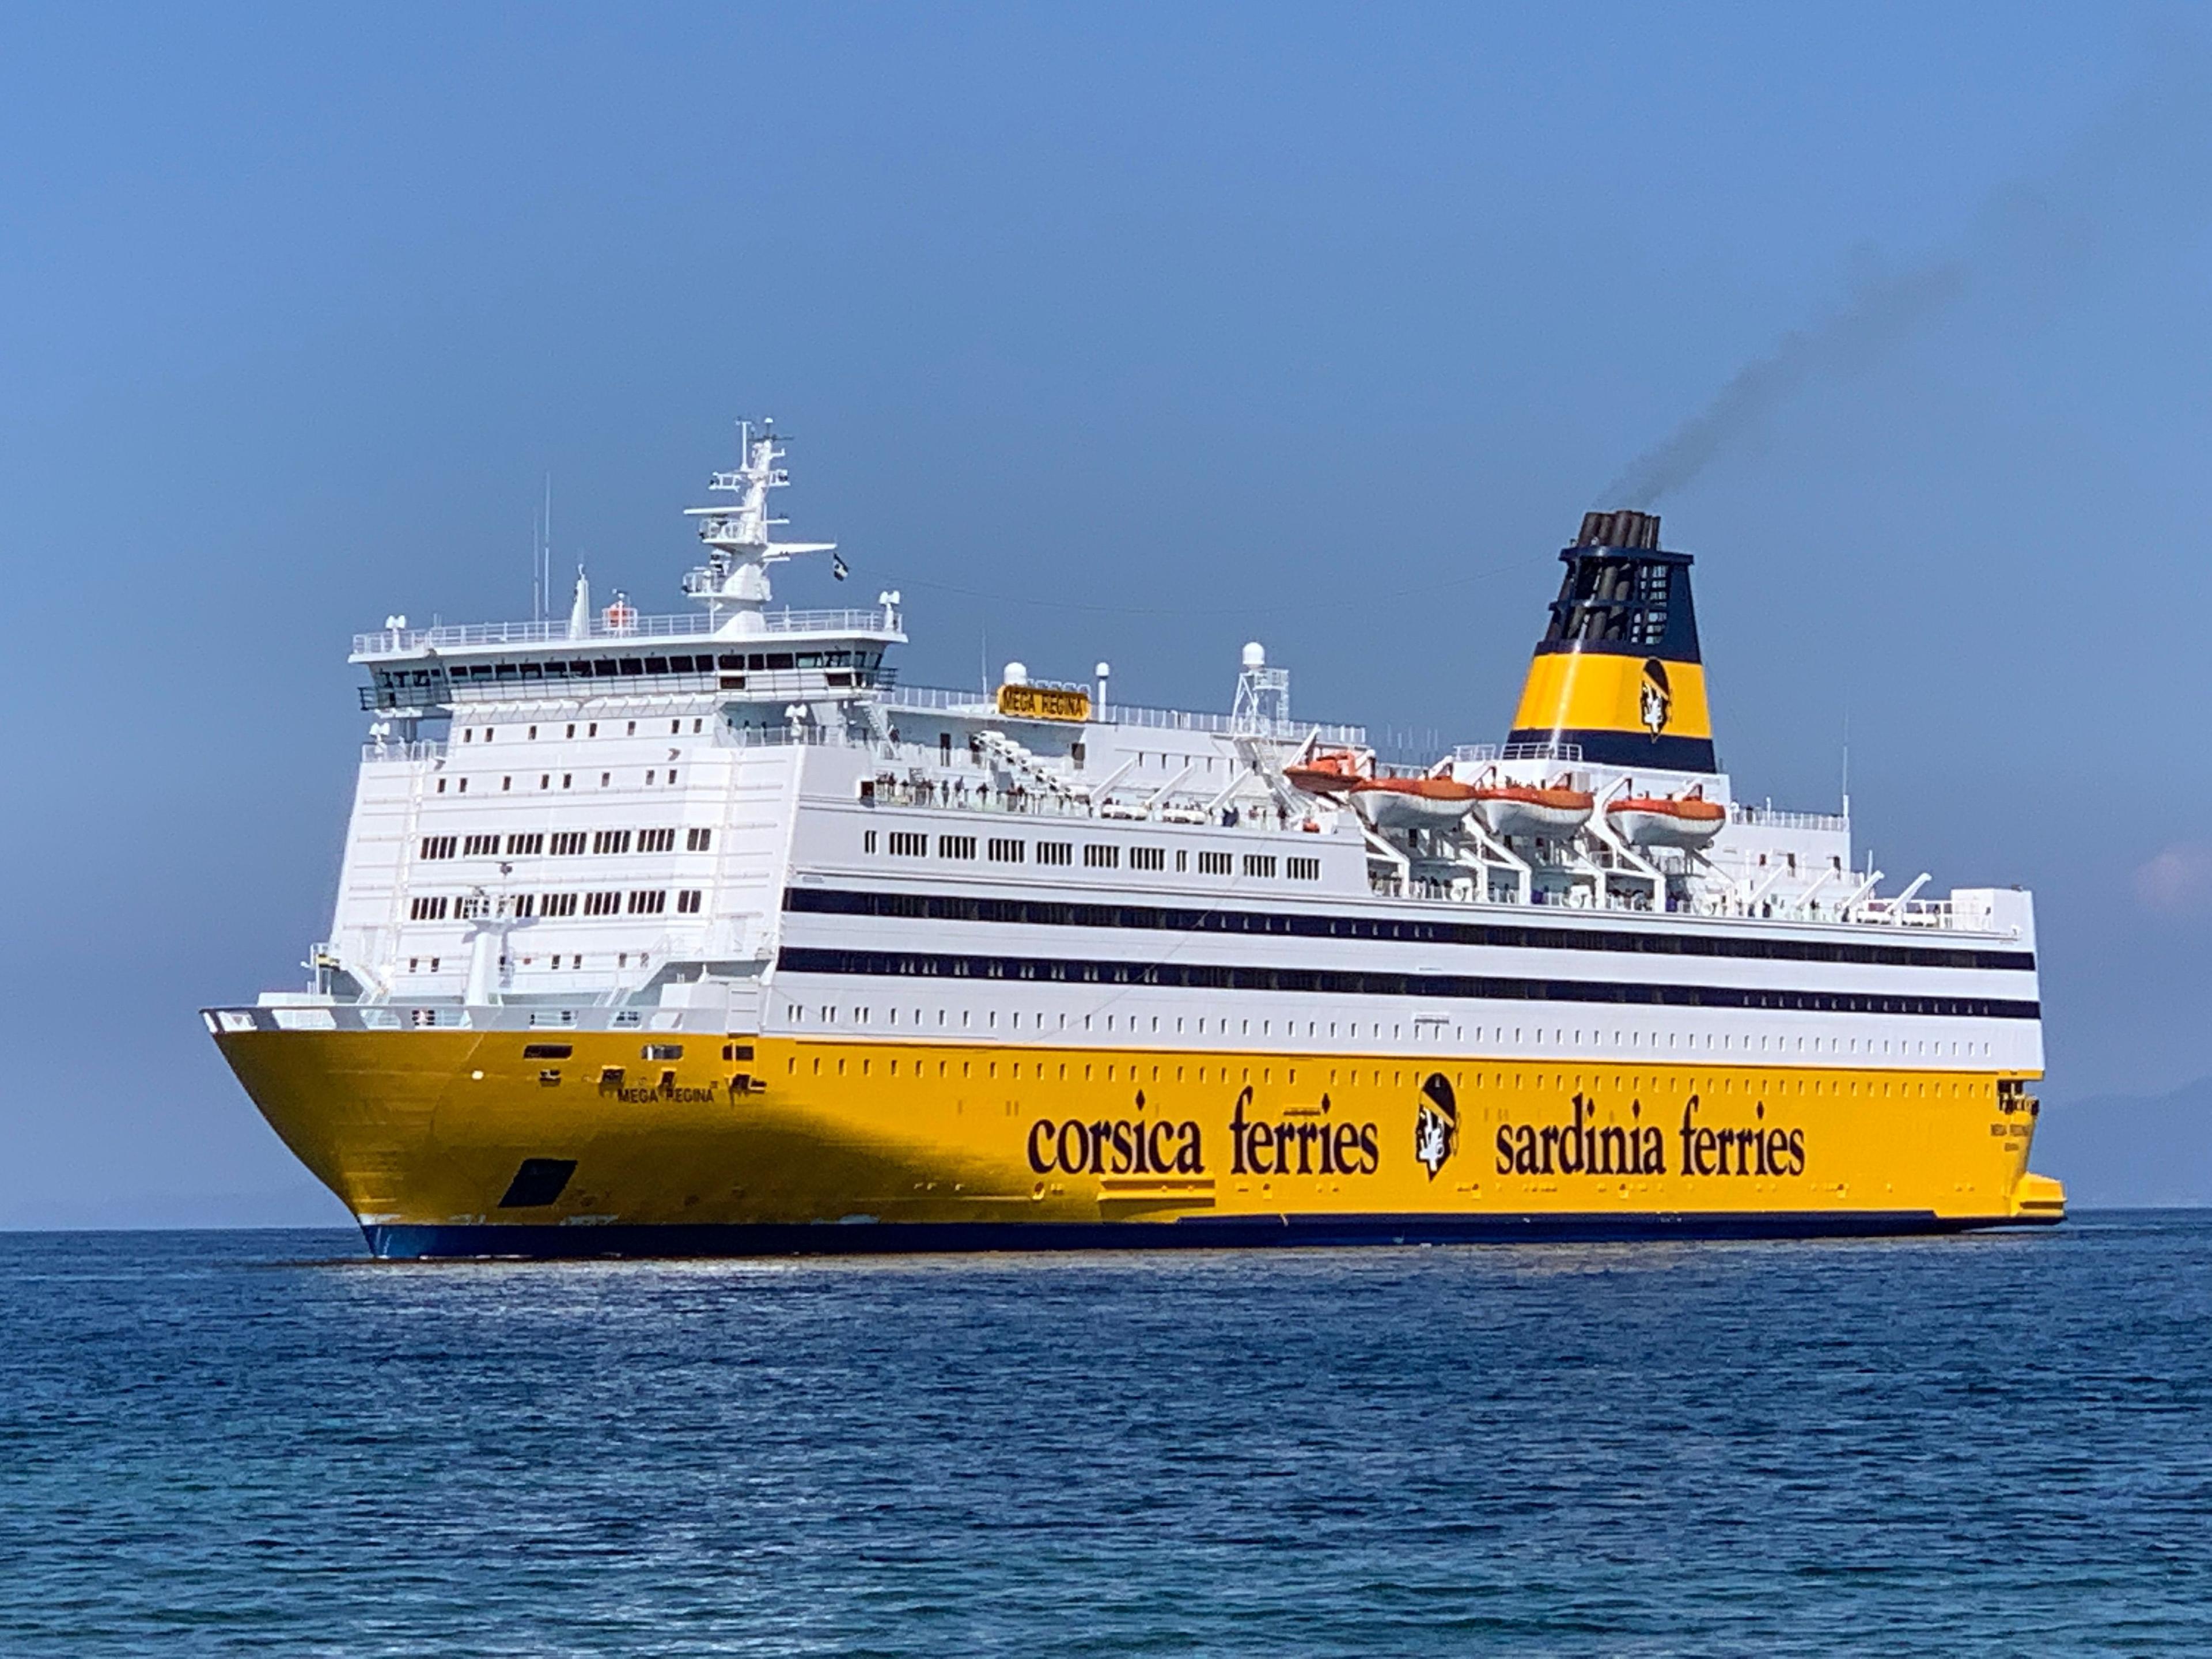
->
[[1601, 262, 1964, 509], [1599, 43, 2212, 510]]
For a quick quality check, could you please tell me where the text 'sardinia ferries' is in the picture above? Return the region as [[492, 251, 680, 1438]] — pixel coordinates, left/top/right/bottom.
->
[[207, 425, 2064, 1258]]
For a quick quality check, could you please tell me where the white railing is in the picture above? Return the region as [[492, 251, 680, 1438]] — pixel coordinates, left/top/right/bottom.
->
[[1455, 741, 1584, 764], [877, 685, 996, 716], [353, 605, 901, 657], [1730, 804, 1850, 831], [360, 740, 447, 763], [878, 684, 1364, 745]]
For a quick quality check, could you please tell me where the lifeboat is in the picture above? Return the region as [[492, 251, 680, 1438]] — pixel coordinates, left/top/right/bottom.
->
[[1350, 775, 1479, 831], [1605, 786, 1726, 849], [1283, 748, 1369, 796], [1470, 782, 1594, 840]]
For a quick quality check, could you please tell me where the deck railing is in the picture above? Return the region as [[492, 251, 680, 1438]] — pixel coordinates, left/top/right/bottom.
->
[[878, 684, 1364, 745], [354, 605, 901, 657]]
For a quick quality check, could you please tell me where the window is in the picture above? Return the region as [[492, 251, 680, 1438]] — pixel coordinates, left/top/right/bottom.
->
[[888, 832, 927, 857], [863, 830, 878, 855], [939, 835, 976, 860], [1130, 846, 1165, 871], [686, 827, 712, 852], [419, 835, 457, 861], [408, 895, 449, 920], [592, 829, 632, 855], [1084, 844, 1120, 869], [637, 828, 676, 853], [462, 834, 499, 857], [627, 890, 667, 915], [540, 892, 578, 918], [1198, 850, 1233, 875], [1287, 856, 1321, 880], [1243, 854, 1277, 878], [584, 891, 622, 916], [505, 832, 544, 856], [550, 831, 586, 856], [512, 893, 537, 918], [987, 838, 1024, 863], [644, 1043, 683, 1061], [1037, 841, 1072, 866], [1176, 849, 1188, 872], [522, 1042, 572, 1059], [676, 889, 703, 914]]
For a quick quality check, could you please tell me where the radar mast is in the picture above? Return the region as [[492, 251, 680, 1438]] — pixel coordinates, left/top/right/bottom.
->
[[681, 418, 838, 636]]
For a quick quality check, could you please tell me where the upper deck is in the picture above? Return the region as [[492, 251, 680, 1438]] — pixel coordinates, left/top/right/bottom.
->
[[292, 421, 2035, 1039]]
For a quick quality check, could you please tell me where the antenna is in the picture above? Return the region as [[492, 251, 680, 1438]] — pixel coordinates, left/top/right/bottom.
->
[[1840, 707, 1851, 816]]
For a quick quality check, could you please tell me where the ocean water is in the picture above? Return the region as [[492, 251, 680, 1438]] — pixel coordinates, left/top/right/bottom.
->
[[2, 1217, 2208, 1656]]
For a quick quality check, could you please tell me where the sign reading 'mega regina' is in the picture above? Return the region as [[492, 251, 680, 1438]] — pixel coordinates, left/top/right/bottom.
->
[[996, 683, 1091, 722]]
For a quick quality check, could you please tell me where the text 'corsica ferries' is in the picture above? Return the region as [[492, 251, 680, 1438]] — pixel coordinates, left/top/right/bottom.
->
[[208, 425, 2065, 1257]]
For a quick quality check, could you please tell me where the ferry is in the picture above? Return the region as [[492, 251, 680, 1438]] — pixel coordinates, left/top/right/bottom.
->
[[207, 423, 2064, 1257]]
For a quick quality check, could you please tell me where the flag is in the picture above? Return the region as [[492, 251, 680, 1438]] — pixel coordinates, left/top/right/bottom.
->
[[831, 555, 849, 581]]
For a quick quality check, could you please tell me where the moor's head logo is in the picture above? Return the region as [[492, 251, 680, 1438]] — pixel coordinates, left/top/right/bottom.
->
[[1415, 1073, 1459, 1180], [1638, 657, 1672, 737]]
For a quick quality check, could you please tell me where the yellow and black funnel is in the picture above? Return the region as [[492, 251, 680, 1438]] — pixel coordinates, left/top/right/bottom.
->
[[1504, 509, 1715, 773]]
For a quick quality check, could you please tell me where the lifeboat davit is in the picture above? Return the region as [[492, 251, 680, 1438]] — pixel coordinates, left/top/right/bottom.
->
[[1605, 787, 1726, 849], [1471, 782, 1594, 840], [1350, 775, 1479, 831], [1283, 748, 1369, 796]]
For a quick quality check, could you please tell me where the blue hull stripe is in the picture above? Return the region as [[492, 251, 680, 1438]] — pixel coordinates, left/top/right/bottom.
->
[[361, 1209, 2041, 1260]]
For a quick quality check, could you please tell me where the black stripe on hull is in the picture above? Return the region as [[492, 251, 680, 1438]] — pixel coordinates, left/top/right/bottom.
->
[[363, 1209, 2054, 1260], [774, 946, 2041, 1020], [784, 888, 2035, 972]]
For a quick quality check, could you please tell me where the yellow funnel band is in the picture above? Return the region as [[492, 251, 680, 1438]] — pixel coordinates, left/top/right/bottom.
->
[[1510, 650, 1711, 744]]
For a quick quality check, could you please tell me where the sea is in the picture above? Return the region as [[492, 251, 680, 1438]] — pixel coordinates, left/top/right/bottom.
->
[[2, 1214, 2207, 1656]]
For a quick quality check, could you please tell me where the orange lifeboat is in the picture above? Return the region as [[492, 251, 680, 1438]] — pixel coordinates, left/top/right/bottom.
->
[[1350, 775, 1479, 831], [1283, 748, 1370, 796], [1471, 781, 1594, 840], [1605, 785, 1726, 849]]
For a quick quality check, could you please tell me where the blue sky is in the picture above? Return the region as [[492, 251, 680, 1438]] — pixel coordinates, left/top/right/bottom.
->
[[2, 5, 2207, 1222]]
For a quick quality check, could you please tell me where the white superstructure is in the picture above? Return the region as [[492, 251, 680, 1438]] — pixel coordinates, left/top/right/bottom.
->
[[268, 422, 2035, 1089]]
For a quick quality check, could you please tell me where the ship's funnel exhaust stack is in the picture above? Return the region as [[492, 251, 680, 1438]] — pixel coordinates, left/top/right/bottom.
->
[[1575, 509, 1662, 552], [1503, 509, 1716, 774]]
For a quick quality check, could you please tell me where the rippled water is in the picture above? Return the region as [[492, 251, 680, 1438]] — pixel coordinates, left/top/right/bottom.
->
[[2, 1215, 2207, 1655]]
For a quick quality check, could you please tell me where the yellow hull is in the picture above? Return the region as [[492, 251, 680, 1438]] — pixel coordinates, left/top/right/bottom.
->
[[216, 1027, 2065, 1255]]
